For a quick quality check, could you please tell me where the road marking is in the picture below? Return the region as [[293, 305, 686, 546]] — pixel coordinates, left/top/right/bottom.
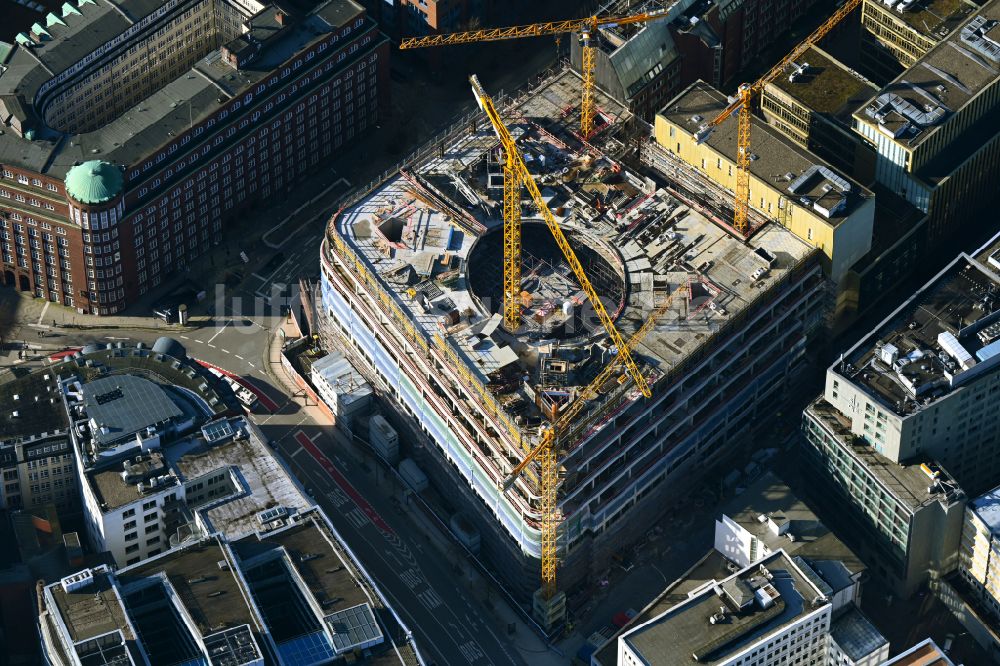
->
[[194, 339, 205, 344], [400, 569, 422, 589], [457, 640, 486, 662], [285, 461, 511, 666], [344, 507, 370, 529], [235, 354, 244, 360], [208, 344, 216, 349], [290, 446, 305, 458], [417, 589, 444, 610], [295, 430, 394, 535], [206, 319, 231, 344], [248, 362, 256, 368], [37, 301, 49, 326], [180, 335, 190, 340], [221, 349, 230, 354]]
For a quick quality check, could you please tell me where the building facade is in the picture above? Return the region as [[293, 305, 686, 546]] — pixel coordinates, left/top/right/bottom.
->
[[615, 551, 880, 666], [38, 513, 421, 666], [853, 0, 1000, 243], [859, 0, 979, 83], [653, 82, 875, 294], [960, 484, 1000, 617], [0, 0, 389, 314], [798, 234, 1000, 596], [0, 369, 78, 514], [319, 68, 828, 624], [802, 399, 966, 598]]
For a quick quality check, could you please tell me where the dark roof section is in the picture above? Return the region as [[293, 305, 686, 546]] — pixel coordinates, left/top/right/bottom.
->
[[0, 370, 67, 443], [80, 374, 184, 446], [0, 0, 374, 179], [620, 551, 826, 665]]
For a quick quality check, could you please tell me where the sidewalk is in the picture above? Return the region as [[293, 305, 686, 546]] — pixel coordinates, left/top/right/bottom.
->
[[263, 322, 569, 665]]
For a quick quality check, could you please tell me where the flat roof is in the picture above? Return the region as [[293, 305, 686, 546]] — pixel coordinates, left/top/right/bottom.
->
[[49, 568, 133, 644], [81, 375, 183, 447], [232, 516, 401, 660], [834, 253, 1000, 416], [856, 0, 1000, 153], [719, 471, 866, 579], [766, 46, 878, 123], [661, 81, 871, 225], [620, 551, 826, 665], [118, 538, 258, 639], [886, 0, 977, 39], [0, 370, 66, 443], [806, 399, 963, 510], [87, 464, 178, 511], [593, 550, 734, 666], [0, 0, 372, 179], [830, 605, 888, 661], [167, 418, 311, 540], [883, 638, 956, 665], [968, 483, 1000, 534], [330, 68, 816, 452]]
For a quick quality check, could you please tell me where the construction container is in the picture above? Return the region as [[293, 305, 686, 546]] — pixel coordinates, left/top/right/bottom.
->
[[449, 512, 481, 555], [368, 415, 399, 465], [310, 352, 373, 425], [398, 458, 428, 493]]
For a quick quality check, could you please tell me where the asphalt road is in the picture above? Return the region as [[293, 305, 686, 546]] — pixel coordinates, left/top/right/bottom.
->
[[256, 405, 530, 666]]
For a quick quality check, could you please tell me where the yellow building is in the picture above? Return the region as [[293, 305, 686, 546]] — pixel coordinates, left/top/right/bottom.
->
[[654, 81, 875, 294], [859, 0, 979, 83], [760, 46, 878, 182], [853, 1, 1000, 240]]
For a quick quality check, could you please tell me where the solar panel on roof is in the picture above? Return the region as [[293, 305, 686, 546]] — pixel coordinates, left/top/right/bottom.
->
[[201, 420, 235, 442]]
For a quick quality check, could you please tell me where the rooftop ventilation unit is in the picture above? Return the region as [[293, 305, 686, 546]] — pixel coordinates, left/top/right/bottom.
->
[[60, 569, 94, 593]]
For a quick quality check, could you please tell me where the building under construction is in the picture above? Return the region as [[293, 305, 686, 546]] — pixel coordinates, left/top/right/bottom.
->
[[318, 66, 826, 624]]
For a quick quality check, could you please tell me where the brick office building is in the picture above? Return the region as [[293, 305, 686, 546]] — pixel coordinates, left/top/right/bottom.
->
[[0, 0, 389, 315]]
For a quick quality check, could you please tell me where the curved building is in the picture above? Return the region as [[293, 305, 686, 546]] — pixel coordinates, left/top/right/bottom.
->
[[0, 0, 389, 314]]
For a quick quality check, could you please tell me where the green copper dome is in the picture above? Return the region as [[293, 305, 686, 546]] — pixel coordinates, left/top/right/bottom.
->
[[64, 160, 123, 205]]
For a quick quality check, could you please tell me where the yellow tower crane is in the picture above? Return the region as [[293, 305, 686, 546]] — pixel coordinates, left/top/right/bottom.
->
[[469, 74, 650, 399], [696, 0, 861, 236], [500, 283, 683, 602], [403, 10, 669, 331], [401, 9, 670, 138]]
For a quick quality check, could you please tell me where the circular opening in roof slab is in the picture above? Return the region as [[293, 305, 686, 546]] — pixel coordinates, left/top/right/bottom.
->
[[465, 221, 627, 341]]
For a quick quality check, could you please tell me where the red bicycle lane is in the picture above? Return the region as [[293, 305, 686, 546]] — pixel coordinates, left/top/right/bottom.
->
[[294, 430, 395, 535]]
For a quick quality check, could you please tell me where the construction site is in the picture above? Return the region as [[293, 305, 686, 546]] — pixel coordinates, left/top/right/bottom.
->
[[318, 63, 829, 630]]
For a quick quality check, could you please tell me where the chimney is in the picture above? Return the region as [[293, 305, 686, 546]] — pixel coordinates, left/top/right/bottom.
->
[[275, 11, 286, 25]]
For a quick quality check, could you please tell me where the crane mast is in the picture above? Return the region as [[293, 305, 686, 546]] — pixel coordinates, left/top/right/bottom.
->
[[470, 74, 650, 399], [501, 284, 683, 600], [699, 0, 861, 235], [403, 10, 669, 137]]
